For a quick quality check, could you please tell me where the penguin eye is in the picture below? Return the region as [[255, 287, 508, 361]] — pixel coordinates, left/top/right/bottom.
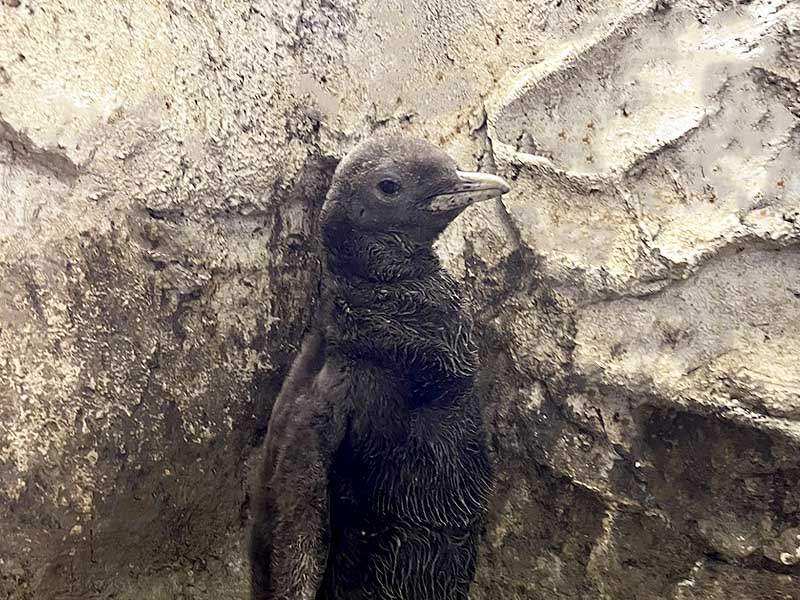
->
[[378, 179, 401, 195]]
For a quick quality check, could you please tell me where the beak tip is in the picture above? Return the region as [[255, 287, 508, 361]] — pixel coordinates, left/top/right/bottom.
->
[[456, 170, 511, 195]]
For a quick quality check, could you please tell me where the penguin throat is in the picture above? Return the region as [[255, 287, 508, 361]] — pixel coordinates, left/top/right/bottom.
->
[[328, 234, 438, 282], [322, 210, 439, 282], [322, 258, 478, 394], [319, 202, 479, 392]]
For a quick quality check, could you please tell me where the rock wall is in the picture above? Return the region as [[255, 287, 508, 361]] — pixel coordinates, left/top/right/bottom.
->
[[0, 0, 798, 598]]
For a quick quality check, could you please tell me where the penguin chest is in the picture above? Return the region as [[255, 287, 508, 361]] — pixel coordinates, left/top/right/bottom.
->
[[319, 367, 492, 599], [328, 368, 491, 530]]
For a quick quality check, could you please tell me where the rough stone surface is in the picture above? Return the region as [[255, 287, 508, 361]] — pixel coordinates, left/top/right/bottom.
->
[[0, 0, 798, 598]]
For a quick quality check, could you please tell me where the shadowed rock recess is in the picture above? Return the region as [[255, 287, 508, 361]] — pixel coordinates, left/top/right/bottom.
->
[[0, 0, 797, 598]]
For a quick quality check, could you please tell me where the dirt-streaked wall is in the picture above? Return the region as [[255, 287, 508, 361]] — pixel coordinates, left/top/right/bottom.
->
[[1, 1, 798, 598]]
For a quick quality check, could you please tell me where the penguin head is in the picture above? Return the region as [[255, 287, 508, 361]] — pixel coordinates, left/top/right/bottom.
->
[[321, 135, 510, 245]]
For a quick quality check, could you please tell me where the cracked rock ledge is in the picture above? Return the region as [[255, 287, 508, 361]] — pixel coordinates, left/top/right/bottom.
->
[[0, 0, 798, 598]]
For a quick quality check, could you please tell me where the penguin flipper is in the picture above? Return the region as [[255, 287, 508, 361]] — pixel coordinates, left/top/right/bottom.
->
[[250, 332, 350, 600]]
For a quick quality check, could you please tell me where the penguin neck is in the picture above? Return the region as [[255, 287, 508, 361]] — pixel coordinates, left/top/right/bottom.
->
[[321, 206, 438, 282], [325, 231, 439, 283], [320, 215, 478, 394]]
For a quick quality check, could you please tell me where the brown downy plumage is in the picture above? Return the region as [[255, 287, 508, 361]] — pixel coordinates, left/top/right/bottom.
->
[[249, 135, 510, 600]]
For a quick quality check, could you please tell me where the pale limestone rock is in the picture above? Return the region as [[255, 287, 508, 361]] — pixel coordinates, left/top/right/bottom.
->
[[1, 0, 798, 598]]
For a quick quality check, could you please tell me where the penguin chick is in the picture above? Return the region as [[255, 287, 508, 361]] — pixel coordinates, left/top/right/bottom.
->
[[249, 135, 510, 600]]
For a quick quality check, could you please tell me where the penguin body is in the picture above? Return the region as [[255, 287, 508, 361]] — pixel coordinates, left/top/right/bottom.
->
[[249, 136, 510, 600]]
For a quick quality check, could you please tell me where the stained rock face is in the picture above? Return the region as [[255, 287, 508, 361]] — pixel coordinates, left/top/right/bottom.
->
[[1, 0, 798, 599]]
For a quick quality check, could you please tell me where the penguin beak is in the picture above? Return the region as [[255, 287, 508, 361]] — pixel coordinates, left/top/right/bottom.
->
[[425, 171, 511, 212]]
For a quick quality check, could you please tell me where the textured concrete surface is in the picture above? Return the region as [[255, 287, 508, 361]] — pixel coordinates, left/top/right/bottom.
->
[[1, 0, 798, 598]]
